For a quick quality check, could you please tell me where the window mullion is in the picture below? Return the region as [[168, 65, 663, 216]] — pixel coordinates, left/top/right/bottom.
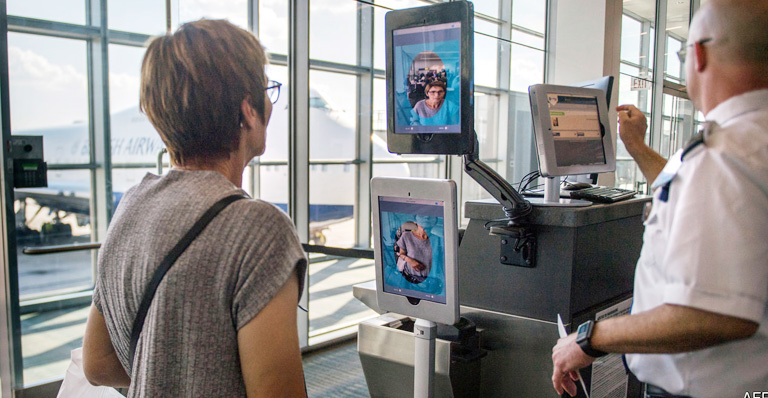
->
[[356, 5, 374, 248]]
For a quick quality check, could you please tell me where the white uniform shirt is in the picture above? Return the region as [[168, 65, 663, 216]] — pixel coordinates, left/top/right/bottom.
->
[[626, 89, 768, 398]]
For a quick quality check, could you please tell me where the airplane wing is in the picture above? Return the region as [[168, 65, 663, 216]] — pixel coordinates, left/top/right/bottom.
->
[[15, 190, 90, 215]]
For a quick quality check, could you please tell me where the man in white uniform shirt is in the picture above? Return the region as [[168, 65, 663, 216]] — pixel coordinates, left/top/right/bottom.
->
[[551, 1, 768, 397]]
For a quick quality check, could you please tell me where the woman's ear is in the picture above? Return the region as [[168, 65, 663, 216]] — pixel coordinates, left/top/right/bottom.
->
[[240, 96, 257, 129]]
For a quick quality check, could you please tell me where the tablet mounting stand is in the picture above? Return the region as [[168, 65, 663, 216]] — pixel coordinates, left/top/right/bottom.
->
[[462, 134, 537, 268], [413, 318, 437, 398]]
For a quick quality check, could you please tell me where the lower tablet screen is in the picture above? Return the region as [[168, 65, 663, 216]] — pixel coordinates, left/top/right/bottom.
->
[[378, 196, 447, 304]]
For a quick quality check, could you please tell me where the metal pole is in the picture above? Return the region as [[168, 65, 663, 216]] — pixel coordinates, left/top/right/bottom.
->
[[413, 318, 437, 398], [288, 0, 310, 348], [0, 0, 24, 391]]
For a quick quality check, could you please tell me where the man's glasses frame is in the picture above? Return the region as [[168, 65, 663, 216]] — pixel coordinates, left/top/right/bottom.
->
[[677, 38, 713, 63]]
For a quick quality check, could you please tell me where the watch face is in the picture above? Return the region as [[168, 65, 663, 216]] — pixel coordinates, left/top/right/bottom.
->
[[576, 321, 592, 341]]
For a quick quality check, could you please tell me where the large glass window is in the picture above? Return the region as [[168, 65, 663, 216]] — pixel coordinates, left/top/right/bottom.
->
[[509, 43, 545, 93], [664, 0, 690, 84], [309, 0, 357, 65], [9, 32, 93, 287], [8, 34, 89, 136], [308, 70, 357, 247], [618, 2, 656, 191], [7, 0, 86, 25], [257, 64, 289, 206], [618, 0, 696, 192], [458, 1, 546, 224], [473, 0, 500, 18], [109, 0, 166, 35], [259, 0, 288, 55], [474, 28, 499, 88], [7, 30, 97, 386], [173, 0, 248, 29], [4, 0, 709, 391], [306, 2, 368, 339]]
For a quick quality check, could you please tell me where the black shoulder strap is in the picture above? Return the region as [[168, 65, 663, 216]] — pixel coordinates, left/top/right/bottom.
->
[[682, 121, 717, 161], [681, 130, 705, 160], [128, 193, 247, 371]]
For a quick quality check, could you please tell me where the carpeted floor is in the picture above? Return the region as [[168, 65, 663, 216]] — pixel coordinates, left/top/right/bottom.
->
[[303, 339, 370, 398]]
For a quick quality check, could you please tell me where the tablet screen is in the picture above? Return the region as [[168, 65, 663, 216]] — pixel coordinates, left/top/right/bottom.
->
[[377, 196, 447, 304], [393, 22, 461, 135]]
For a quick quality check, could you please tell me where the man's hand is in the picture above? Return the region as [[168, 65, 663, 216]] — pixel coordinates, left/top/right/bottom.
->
[[616, 104, 667, 183], [616, 104, 648, 151], [552, 333, 596, 397]]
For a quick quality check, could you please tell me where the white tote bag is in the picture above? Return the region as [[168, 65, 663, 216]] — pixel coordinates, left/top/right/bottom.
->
[[57, 347, 124, 398]]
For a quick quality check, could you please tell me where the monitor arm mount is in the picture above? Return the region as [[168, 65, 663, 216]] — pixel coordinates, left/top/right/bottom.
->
[[462, 134, 537, 267]]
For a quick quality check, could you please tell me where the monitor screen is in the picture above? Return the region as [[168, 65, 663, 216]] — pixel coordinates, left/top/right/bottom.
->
[[528, 84, 616, 178], [546, 93, 607, 167], [377, 196, 447, 304], [393, 22, 461, 134]]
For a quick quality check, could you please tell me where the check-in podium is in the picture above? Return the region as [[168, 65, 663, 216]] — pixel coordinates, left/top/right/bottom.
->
[[357, 196, 650, 397]]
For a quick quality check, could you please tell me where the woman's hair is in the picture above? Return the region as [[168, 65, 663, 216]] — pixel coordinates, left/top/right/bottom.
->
[[425, 80, 447, 93], [140, 19, 268, 166]]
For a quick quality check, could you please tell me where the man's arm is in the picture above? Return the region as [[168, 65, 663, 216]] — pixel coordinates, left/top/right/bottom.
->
[[616, 104, 668, 185], [82, 304, 131, 387], [238, 272, 307, 398], [552, 304, 758, 397]]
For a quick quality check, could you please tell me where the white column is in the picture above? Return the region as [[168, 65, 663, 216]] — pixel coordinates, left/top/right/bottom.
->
[[547, 0, 622, 186]]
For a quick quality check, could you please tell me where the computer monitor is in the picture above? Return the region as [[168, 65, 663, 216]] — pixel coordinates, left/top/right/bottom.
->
[[528, 84, 616, 205], [385, 1, 475, 155], [371, 177, 459, 326], [567, 76, 615, 185], [573, 75, 614, 108]]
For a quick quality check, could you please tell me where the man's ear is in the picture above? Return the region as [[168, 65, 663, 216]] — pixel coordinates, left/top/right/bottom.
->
[[694, 42, 708, 72]]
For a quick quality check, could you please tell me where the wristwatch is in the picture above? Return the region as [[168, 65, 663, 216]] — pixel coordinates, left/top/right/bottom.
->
[[575, 320, 608, 358]]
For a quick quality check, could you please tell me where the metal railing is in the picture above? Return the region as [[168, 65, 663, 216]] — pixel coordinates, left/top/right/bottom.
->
[[23, 241, 373, 258]]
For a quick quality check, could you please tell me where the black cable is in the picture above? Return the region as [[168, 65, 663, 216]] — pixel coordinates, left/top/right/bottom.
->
[[520, 171, 540, 193], [508, 202, 533, 223], [484, 218, 512, 230], [526, 183, 545, 191], [517, 170, 539, 192]]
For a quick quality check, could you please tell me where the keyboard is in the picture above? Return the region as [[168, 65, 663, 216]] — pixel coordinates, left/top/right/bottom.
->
[[568, 186, 637, 203]]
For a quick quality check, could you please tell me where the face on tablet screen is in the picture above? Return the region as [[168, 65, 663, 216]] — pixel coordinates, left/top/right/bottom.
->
[[378, 196, 446, 303], [393, 22, 461, 134]]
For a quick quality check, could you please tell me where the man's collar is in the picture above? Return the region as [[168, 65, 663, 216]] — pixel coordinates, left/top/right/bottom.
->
[[704, 89, 768, 125]]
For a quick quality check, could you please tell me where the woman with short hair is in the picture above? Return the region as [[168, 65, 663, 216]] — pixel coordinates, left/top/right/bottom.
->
[[82, 19, 307, 397], [410, 80, 459, 126]]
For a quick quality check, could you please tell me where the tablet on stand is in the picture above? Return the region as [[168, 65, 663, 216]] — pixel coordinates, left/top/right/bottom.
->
[[371, 177, 459, 398]]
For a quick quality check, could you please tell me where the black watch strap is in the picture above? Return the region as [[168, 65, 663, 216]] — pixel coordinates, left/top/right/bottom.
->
[[578, 339, 609, 358], [576, 320, 609, 358]]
